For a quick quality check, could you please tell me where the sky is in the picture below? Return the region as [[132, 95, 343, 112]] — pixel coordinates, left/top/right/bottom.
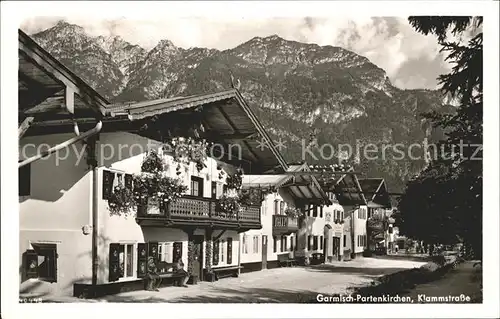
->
[[21, 16, 456, 90]]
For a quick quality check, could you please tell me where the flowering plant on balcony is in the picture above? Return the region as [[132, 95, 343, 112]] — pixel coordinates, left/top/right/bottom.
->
[[164, 137, 209, 172], [215, 189, 241, 218], [284, 206, 302, 219], [107, 150, 188, 216], [133, 173, 188, 205], [226, 168, 243, 191]]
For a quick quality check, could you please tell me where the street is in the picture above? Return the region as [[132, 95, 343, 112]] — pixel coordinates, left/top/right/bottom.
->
[[98, 257, 426, 303]]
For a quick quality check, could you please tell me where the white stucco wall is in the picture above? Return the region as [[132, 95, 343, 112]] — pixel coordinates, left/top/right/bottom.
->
[[240, 189, 296, 265], [343, 205, 368, 254], [96, 132, 239, 283], [19, 131, 241, 294], [19, 133, 94, 296]]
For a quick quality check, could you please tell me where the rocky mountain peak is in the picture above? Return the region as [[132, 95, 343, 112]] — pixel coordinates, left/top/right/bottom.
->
[[26, 22, 449, 192]]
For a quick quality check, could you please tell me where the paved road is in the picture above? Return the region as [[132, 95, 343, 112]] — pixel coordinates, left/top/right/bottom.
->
[[99, 257, 426, 303]]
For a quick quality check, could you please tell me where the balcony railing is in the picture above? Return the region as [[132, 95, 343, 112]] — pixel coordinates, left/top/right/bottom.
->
[[136, 195, 261, 230], [272, 215, 299, 236]]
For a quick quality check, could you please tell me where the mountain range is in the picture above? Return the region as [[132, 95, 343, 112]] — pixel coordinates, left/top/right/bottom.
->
[[29, 20, 452, 193]]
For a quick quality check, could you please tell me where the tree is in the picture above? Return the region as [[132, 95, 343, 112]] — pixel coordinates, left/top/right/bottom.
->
[[397, 17, 482, 259]]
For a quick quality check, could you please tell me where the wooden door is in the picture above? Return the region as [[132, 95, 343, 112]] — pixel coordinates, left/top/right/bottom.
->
[[191, 236, 204, 280], [261, 235, 268, 269]]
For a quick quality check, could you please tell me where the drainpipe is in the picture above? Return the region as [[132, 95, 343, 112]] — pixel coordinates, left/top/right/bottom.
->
[[91, 136, 99, 287], [18, 121, 103, 168]]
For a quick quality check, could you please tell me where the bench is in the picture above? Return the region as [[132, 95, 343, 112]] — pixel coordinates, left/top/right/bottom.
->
[[277, 253, 296, 267], [206, 265, 243, 282], [144, 262, 188, 290]]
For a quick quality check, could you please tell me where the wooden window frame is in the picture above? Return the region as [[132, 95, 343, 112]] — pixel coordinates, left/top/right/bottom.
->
[[25, 243, 58, 282], [190, 176, 204, 197]]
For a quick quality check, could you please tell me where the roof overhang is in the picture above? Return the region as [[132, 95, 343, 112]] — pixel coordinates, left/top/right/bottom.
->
[[18, 29, 108, 138], [359, 178, 391, 208], [332, 170, 368, 206]]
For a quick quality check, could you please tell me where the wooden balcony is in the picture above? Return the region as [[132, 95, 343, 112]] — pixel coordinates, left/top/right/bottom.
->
[[135, 195, 261, 231], [272, 215, 299, 236]]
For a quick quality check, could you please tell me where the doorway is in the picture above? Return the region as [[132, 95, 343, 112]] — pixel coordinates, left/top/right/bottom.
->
[[191, 235, 204, 281], [261, 235, 268, 269], [323, 224, 332, 263], [332, 237, 341, 261]]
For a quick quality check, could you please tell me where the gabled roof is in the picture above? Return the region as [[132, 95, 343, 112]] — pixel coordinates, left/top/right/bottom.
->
[[358, 178, 391, 208], [18, 29, 108, 125], [103, 88, 288, 174], [241, 162, 331, 204], [332, 170, 367, 206], [284, 163, 331, 204]]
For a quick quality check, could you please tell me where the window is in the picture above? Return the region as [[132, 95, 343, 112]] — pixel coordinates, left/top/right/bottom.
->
[[191, 176, 204, 197], [109, 243, 135, 281], [280, 201, 285, 215], [280, 236, 286, 252], [274, 200, 279, 215], [295, 236, 298, 251], [341, 211, 344, 220], [253, 236, 259, 253], [357, 235, 367, 247], [307, 235, 312, 250], [343, 235, 347, 247], [320, 206, 323, 218], [158, 242, 173, 263], [313, 235, 318, 250], [19, 164, 31, 196], [312, 205, 317, 217], [273, 236, 277, 253], [290, 236, 294, 251], [242, 235, 248, 254], [24, 243, 57, 282], [320, 236, 324, 250]]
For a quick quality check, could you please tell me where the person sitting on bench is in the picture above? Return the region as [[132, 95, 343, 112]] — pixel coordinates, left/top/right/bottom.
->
[[146, 257, 161, 291], [174, 259, 189, 288]]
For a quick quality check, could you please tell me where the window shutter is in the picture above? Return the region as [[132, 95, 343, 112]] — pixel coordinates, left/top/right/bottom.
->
[[227, 238, 233, 264], [137, 243, 148, 278], [307, 235, 312, 251], [108, 243, 121, 282], [320, 236, 323, 250], [48, 247, 58, 283], [124, 174, 133, 190], [172, 242, 182, 263], [19, 164, 31, 196], [102, 170, 115, 200], [213, 240, 220, 266], [273, 236, 277, 253], [25, 249, 38, 279]]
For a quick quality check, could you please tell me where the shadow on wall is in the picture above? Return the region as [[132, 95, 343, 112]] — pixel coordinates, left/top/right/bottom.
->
[[19, 154, 91, 204]]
